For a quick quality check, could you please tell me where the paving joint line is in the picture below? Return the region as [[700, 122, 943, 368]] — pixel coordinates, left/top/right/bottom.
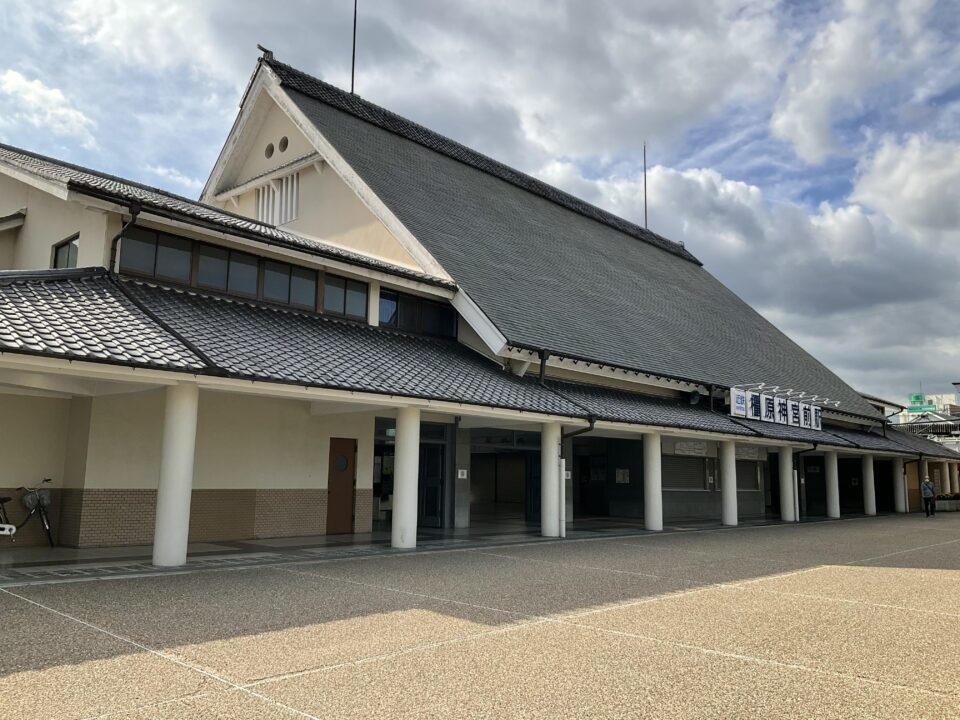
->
[[0, 587, 323, 720], [720, 582, 960, 619]]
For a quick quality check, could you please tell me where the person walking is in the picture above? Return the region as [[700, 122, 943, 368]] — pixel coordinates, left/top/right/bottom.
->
[[921, 475, 936, 518]]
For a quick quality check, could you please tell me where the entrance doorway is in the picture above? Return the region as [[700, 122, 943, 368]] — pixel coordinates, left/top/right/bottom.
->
[[373, 419, 453, 531], [327, 437, 356, 534]]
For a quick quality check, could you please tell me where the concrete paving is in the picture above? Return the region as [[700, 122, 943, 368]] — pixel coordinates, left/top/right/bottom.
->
[[2, 514, 960, 718]]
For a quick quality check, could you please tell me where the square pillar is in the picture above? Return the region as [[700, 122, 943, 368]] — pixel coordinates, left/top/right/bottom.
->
[[391, 406, 421, 548], [540, 422, 562, 537], [454, 426, 471, 529], [778, 446, 795, 522], [720, 440, 737, 526], [152, 383, 199, 567], [950, 463, 959, 495], [825, 451, 840, 518], [643, 432, 663, 531], [861, 454, 876, 516], [893, 457, 906, 513]]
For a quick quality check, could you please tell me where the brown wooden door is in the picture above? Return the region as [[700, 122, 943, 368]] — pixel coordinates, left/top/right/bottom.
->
[[327, 438, 356, 534]]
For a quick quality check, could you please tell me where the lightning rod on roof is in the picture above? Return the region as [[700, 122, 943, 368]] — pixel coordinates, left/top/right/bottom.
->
[[351, 0, 358, 94], [643, 141, 648, 229]]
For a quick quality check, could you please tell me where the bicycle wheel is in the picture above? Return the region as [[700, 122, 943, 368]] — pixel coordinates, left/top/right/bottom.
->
[[39, 507, 54, 547]]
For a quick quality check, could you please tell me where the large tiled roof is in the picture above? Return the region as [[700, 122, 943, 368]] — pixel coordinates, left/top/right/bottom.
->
[[265, 59, 695, 264], [268, 60, 882, 421], [0, 143, 451, 289]]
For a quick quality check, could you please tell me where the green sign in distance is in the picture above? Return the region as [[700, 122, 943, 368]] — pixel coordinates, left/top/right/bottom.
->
[[907, 404, 937, 413]]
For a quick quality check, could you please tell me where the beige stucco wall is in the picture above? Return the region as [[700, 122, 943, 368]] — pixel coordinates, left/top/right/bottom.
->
[[0, 173, 117, 271], [79, 389, 375, 492], [0, 229, 16, 269], [0, 393, 70, 488]]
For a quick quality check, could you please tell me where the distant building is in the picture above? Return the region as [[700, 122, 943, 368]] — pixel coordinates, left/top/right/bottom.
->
[[895, 392, 960, 425]]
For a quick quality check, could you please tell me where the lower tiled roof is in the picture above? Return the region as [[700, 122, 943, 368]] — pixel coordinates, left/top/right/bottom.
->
[[0, 269, 204, 370], [0, 268, 956, 459], [545, 380, 756, 437], [123, 279, 580, 416]]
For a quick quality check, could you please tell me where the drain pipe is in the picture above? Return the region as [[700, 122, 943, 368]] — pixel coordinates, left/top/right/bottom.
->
[[538, 349, 550, 385], [108, 201, 142, 273], [793, 444, 818, 522], [558, 418, 596, 538]]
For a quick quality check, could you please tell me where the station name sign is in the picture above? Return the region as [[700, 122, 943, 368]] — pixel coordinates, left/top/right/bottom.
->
[[730, 388, 822, 430]]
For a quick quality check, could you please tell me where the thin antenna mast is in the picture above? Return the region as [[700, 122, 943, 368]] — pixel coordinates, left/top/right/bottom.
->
[[350, 0, 358, 94], [643, 141, 648, 229]]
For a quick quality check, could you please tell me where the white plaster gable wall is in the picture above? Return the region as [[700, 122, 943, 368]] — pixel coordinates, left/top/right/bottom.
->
[[214, 105, 424, 271], [230, 100, 314, 188]]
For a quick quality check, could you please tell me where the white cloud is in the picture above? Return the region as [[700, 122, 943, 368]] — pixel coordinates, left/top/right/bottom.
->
[[146, 165, 204, 194], [0, 69, 96, 148], [770, 0, 941, 163], [852, 133, 960, 236], [538, 158, 960, 400]]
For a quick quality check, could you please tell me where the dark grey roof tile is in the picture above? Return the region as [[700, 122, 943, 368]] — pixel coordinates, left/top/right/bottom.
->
[[278, 75, 882, 422]]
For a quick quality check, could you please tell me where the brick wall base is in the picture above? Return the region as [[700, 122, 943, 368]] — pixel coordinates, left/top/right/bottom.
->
[[9, 488, 332, 548], [354, 488, 373, 533]]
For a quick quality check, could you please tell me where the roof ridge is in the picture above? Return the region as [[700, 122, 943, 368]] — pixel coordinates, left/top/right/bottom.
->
[[0, 266, 107, 283], [264, 57, 700, 265]]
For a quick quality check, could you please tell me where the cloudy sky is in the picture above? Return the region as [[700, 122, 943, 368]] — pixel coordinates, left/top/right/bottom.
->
[[1, 0, 958, 404]]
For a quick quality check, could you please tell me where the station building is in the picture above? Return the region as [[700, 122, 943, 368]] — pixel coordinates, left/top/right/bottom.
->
[[0, 52, 956, 564]]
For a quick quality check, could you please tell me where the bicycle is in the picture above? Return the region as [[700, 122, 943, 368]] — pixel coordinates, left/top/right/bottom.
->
[[0, 478, 55, 547]]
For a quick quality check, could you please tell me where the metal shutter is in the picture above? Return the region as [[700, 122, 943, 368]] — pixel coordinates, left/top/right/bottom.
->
[[736, 460, 759, 490], [662, 456, 706, 489]]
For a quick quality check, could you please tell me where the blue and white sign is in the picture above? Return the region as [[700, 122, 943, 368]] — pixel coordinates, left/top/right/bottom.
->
[[731, 388, 823, 431], [731, 388, 747, 417]]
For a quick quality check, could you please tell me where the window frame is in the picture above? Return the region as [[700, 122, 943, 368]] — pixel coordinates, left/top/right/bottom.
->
[[116, 227, 377, 322], [378, 288, 457, 338], [51, 234, 80, 270]]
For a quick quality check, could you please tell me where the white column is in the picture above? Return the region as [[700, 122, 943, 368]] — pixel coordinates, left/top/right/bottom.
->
[[940, 461, 951, 495], [862, 454, 876, 516], [950, 463, 959, 495], [720, 440, 737, 526], [893, 457, 906, 513], [392, 406, 421, 548], [825, 451, 840, 519], [778, 446, 795, 522], [540, 422, 562, 537], [152, 383, 199, 567], [643, 432, 663, 531], [920, 458, 929, 486]]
